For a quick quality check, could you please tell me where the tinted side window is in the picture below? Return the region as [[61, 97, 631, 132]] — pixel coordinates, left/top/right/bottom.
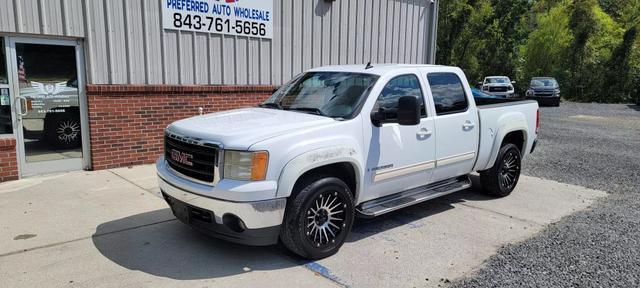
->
[[427, 73, 468, 115], [374, 74, 426, 121]]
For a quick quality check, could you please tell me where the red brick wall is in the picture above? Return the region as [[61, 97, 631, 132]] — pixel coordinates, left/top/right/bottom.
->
[[86, 85, 275, 170], [0, 137, 18, 182]]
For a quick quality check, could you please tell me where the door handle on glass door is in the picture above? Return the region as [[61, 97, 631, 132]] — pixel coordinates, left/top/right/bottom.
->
[[416, 128, 432, 137], [16, 96, 28, 116], [462, 120, 475, 129]]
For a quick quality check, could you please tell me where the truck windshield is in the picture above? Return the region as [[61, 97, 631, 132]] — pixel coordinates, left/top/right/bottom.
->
[[260, 72, 379, 118], [486, 77, 509, 84], [531, 79, 558, 87]]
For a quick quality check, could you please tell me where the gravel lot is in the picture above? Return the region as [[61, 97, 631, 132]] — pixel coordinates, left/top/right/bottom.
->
[[452, 102, 640, 287]]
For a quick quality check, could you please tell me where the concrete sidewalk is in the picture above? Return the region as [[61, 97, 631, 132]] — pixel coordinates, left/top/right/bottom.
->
[[0, 165, 606, 287]]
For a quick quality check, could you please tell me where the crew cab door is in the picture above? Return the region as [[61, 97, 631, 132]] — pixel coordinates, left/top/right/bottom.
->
[[362, 73, 436, 202], [424, 72, 479, 182]]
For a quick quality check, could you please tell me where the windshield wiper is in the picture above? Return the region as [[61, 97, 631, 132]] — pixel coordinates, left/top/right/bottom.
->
[[258, 102, 282, 110], [285, 106, 326, 116]]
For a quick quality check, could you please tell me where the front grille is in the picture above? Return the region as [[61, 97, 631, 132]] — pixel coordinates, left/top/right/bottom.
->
[[534, 91, 554, 97], [164, 132, 219, 183], [489, 86, 508, 92]]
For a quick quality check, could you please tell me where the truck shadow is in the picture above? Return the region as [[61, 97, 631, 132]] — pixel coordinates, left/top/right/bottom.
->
[[348, 175, 495, 242], [92, 176, 497, 280], [92, 210, 296, 280]]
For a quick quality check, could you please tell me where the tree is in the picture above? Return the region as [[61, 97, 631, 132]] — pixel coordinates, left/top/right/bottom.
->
[[602, 0, 640, 102], [566, 0, 598, 99], [436, 0, 639, 103], [436, 0, 475, 66], [476, 0, 531, 80], [518, 2, 573, 87]]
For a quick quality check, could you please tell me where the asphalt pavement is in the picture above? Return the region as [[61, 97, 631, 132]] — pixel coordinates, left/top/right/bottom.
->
[[452, 102, 640, 287]]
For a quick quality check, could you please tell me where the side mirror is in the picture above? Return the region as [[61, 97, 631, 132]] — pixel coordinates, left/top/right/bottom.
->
[[511, 81, 517, 84], [397, 96, 421, 126], [478, 82, 483, 85], [370, 109, 386, 127]]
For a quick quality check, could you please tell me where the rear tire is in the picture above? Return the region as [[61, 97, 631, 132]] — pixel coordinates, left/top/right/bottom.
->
[[480, 143, 521, 197], [280, 176, 355, 260]]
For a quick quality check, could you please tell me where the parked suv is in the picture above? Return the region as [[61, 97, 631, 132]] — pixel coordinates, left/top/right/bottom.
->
[[156, 64, 539, 259], [479, 76, 517, 98], [526, 77, 560, 106]]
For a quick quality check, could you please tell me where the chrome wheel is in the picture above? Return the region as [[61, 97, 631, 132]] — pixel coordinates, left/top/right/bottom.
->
[[500, 150, 520, 190], [305, 191, 345, 247], [56, 119, 80, 144]]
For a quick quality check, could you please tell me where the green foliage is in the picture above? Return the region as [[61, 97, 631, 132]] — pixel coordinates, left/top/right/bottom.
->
[[436, 0, 640, 103], [518, 2, 573, 90]]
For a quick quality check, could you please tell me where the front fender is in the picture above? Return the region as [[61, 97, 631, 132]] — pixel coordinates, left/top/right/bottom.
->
[[276, 146, 363, 200]]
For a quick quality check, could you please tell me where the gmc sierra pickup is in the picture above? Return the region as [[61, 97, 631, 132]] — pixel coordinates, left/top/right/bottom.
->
[[157, 64, 539, 259], [479, 76, 517, 98]]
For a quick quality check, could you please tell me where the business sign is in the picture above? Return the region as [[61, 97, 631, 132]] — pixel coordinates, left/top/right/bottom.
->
[[162, 0, 273, 39]]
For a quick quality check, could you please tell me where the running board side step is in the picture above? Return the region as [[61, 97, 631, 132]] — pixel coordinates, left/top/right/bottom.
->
[[356, 176, 472, 218]]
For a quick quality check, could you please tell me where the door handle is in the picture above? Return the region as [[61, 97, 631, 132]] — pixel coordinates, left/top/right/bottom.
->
[[416, 128, 432, 137], [462, 120, 475, 129], [16, 96, 28, 116]]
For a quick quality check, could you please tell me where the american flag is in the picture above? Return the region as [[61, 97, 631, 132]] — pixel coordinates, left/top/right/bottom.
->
[[17, 56, 26, 83]]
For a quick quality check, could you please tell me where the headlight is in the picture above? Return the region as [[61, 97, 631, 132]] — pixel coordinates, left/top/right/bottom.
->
[[223, 150, 269, 181], [508, 85, 514, 91]]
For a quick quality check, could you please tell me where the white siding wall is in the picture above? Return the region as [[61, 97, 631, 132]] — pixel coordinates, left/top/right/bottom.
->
[[0, 0, 437, 85]]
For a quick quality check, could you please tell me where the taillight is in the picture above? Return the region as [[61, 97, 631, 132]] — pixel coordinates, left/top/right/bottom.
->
[[536, 109, 541, 134]]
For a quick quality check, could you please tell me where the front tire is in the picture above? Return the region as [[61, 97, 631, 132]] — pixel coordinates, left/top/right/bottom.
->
[[280, 176, 355, 259], [480, 143, 521, 197]]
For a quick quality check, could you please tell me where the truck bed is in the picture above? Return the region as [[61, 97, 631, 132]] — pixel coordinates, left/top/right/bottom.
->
[[474, 96, 524, 106], [473, 100, 539, 172]]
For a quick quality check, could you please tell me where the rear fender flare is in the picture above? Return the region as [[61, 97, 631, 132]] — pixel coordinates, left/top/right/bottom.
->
[[484, 113, 528, 170]]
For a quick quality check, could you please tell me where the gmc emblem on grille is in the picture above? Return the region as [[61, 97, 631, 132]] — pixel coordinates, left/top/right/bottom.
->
[[170, 149, 193, 166]]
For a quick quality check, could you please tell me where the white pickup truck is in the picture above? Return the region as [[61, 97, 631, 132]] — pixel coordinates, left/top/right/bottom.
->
[[479, 76, 517, 98], [156, 64, 539, 259]]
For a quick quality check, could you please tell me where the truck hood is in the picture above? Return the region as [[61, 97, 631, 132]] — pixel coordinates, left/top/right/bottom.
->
[[167, 107, 335, 150]]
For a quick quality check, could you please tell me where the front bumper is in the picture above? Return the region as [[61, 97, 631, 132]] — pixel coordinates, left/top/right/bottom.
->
[[161, 189, 282, 246], [157, 162, 286, 246], [486, 91, 515, 98]]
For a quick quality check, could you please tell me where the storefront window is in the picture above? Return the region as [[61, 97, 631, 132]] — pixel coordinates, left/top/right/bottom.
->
[[0, 37, 13, 134]]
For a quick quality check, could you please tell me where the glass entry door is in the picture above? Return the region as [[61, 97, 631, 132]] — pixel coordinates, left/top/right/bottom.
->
[[7, 37, 90, 177]]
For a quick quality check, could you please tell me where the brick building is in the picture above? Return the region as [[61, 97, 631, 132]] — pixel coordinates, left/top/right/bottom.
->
[[0, 0, 438, 181]]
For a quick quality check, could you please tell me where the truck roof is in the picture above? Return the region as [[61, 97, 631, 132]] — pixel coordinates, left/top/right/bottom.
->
[[308, 64, 447, 76]]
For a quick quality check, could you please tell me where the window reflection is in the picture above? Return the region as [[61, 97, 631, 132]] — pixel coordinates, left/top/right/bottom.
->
[[428, 73, 468, 115], [375, 74, 426, 121]]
